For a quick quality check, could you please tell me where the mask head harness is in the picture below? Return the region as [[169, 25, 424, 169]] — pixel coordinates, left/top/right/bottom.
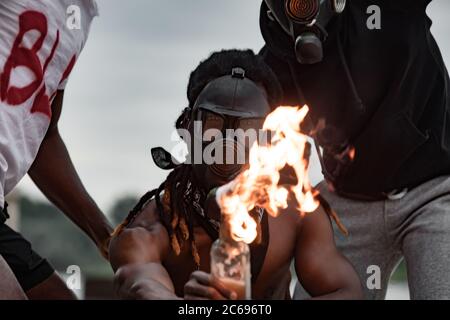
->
[[265, 0, 346, 64]]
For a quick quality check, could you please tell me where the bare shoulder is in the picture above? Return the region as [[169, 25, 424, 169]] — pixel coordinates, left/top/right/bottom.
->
[[128, 199, 164, 231]]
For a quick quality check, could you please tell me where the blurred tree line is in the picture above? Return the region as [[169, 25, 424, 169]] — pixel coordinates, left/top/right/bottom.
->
[[19, 195, 139, 278], [17, 194, 408, 283]]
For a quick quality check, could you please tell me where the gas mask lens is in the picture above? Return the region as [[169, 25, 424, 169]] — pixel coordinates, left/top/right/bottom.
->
[[199, 110, 265, 141], [284, 0, 346, 23], [285, 0, 320, 24], [203, 111, 224, 133], [238, 118, 266, 132], [197, 109, 265, 168]]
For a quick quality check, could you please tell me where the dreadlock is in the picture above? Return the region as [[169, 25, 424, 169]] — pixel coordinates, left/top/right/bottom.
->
[[113, 49, 347, 270], [142, 49, 284, 266], [112, 102, 203, 268], [113, 109, 348, 271], [160, 162, 201, 266], [112, 161, 202, 268]]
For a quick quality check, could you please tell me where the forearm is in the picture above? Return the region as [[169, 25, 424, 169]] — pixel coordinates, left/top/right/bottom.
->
[[29, 128, 112, 248], [115, 263, 180, 300]]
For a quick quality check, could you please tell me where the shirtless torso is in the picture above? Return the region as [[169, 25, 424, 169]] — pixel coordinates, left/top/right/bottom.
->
[[109, 196, 363, 300]]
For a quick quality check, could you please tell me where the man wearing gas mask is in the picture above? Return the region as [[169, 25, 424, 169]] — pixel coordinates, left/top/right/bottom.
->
[[260, 0, 450, 299], [108, 49, 363, 300]]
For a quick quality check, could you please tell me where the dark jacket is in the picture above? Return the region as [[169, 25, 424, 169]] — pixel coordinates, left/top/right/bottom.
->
[[260, 0, 450, 197]]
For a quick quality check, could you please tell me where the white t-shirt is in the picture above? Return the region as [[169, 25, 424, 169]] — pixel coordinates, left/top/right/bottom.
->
[[0, 0, 98, 208]]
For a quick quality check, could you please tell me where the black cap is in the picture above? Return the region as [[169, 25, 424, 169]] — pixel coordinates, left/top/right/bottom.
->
[[193, 68, 271, 118]]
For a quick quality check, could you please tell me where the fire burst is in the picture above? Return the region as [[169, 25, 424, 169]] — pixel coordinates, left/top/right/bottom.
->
[[216, 106, 319, 244]]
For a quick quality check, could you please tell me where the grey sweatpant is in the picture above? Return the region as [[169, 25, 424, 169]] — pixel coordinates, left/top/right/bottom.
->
[[294, 175, 450, 300]]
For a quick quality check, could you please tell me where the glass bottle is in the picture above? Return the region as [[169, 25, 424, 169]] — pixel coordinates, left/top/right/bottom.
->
[[210, 214, 251, 300]]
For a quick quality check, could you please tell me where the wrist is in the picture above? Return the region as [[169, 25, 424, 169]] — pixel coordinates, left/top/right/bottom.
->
[[79, 203, 112, 250]]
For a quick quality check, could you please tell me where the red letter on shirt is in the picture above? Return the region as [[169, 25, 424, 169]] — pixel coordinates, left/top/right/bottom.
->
[[0, 11, 48, 106]]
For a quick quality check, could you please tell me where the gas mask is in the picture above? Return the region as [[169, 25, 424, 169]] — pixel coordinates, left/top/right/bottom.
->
[[187, 67, 271, 191], [264, 0, 346, 64]]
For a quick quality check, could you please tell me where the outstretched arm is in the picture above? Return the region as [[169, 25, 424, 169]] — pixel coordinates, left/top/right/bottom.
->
[[295, 206, 363, 300], [28, 91, 112, 258]]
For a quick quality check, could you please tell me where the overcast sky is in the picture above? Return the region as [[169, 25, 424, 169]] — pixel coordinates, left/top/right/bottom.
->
[[14, 0, 450, 214]]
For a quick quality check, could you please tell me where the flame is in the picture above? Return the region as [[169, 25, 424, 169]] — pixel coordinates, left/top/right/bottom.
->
[[348, 147, 356, 161], [216, 106, 319, 244]]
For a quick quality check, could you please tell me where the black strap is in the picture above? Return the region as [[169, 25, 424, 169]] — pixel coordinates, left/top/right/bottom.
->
[[248, 211, 269, 284], [151, 147, 180, 170]]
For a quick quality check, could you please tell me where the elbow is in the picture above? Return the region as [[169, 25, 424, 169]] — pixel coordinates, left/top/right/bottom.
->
[[339, 280, 365, 300], [346, 269, 365, 300], [114, 264, 164, 300], [113, 265, 135, 299]]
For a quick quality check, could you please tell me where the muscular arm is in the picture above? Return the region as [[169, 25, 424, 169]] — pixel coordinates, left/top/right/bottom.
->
[[28, 90, 112, 258], [0, 255, 27, 300], [295, 206, 363, 300], [109, 200, 179, 300]]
